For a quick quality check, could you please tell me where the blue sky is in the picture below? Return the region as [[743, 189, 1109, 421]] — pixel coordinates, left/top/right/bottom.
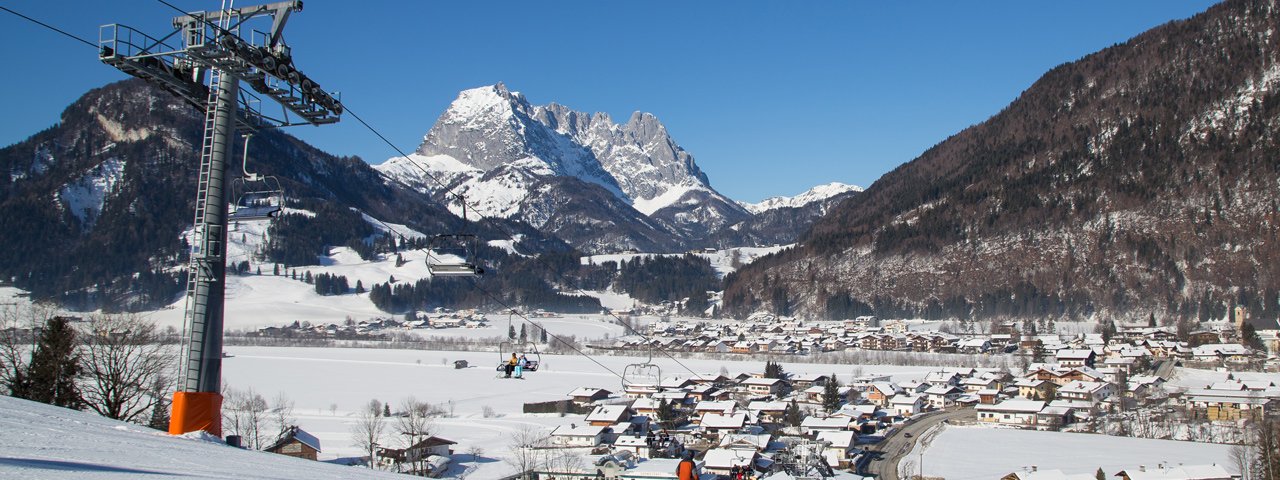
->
[[1, 1, 1219, 203]]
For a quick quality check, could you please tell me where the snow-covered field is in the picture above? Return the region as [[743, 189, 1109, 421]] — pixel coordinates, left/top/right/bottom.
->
[[0, 395, 404, 479], [220, 346, 940, 479], [582, 245, 790, 278], [912, 425, 1237, 479]]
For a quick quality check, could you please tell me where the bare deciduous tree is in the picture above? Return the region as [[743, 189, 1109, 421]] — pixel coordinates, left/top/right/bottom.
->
[[0, 304, 54, 394], [505, 425, 549, 479], [79, 313, 175, 423], [396, 396, 435, 473], [270, 392, 296, 438], [223, 386, 270, 449], [350, 399, 386, 470]]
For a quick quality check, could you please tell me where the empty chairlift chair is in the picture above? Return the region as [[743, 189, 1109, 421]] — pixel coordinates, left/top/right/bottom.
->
[[228, 134, 284, 221], [427, 233, 484, 277]]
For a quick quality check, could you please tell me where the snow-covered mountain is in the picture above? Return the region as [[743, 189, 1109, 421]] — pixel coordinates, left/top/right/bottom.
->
[[739, 182, 863, 215], [377, 83, 749, 253]]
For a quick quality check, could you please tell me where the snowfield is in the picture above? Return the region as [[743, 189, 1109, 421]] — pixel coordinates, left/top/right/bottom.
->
[[0, 343, 1249, 480], [0, 395, 405, 479], [912, 425, 1236, 479]]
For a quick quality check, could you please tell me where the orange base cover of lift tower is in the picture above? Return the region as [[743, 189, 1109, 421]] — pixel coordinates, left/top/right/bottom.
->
[[169, 391, 223, 437]]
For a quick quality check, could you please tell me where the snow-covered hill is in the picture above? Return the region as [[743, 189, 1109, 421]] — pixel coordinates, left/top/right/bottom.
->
[[377, 83, 749, 252], [739, 182, 863, 215], [0, 395, 405, 479]]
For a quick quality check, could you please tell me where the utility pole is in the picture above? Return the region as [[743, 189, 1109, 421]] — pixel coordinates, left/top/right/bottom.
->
[[99, 1, 341, 437]]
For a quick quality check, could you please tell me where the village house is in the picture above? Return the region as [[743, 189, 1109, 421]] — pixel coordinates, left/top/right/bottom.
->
[[889, 394, 926, 417], [865, 382, 901, 407], [961, 376, 1000, 393], [790, 373, 830, 391], [923, 385, 964, 409], [1192, 344, 1253, 364], [264, 426, 321, 461], [1054, 349, 1097, 368], [1184, 388, 1279, 421], [978, 388, 1001, 405], [693, 400, 737, 424], [739, 377, 786, 397], [549, 424, 609, 447], [406, 436, 457, 463], [815, 430, 859, 468], [1057, 381, 1115, 407], [801, 415, 854, 435], [568, 387, 613, 406], [957, 337, 992, 354], [976, 399, 1046, 427], [746, 401, 788, 424], [586, 405, 633, 427], [613, 435, 653, 459], [699, 412, 748, 435]]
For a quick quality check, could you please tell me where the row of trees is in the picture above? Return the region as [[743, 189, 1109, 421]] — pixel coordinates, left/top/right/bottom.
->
[[1, 305, 174, 428]]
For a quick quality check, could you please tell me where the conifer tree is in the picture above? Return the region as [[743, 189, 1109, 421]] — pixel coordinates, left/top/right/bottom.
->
[[784, 399, 803, 427], [12, 316, 84, 409], [822, 374, 842, 413]]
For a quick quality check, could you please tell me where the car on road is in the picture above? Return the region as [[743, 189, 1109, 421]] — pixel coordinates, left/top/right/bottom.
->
[[904, 433, 912, 438]]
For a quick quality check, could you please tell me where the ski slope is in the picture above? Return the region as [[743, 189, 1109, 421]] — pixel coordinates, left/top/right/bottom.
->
[[0, 395, 405, 479]]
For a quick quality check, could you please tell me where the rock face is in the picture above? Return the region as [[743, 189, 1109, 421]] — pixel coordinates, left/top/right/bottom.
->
[[723, 0, 1280, 324], [383, 83, 749, 253]]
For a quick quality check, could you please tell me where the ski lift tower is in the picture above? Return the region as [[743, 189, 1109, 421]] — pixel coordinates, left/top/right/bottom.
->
[[98, 1, 342, 437]]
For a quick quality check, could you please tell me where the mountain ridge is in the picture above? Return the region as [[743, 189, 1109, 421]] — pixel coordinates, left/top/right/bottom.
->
[[723, 0, 1280, 325]]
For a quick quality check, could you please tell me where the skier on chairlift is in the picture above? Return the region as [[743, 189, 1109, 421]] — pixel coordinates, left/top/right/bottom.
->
[[515, 354, 528, 379], [504, 353, 517, 378]]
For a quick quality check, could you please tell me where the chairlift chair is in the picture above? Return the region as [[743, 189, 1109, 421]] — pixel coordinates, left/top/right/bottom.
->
[[427, 233, 484, 277], [622, 352, 663, 391], [229, 176, 284, 221], [497, 341, 541, 373], [228, 133, 284, 221]]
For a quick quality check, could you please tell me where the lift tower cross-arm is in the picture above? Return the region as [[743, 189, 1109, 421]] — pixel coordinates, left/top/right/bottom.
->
[[99, 1, 342, 438]]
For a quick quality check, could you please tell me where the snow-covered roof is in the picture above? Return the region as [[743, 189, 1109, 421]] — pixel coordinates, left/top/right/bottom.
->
[[568, 387, 612, 397], [740, 377, 783, 386], [815, 430, 856, 449], [700, 413, 747, 429], [695, 400, 737, 412], [801, 416, 852, 429], [615, 435, 649, 447], [1006, 469, 1098, 480], [889, 394, 923, 405], [551, 424, 608, 437], [701, 448, 756, 469], [586, 405, 630, 423], [923, 385, 962, 395], [718, 433, 771, 450], [1116, 464, 1232, 480], [1193, 344, 1250, 356], [1059, 381, 1108, 394], [747, 401, 788, 412], [1054, 349, 1095, 360]]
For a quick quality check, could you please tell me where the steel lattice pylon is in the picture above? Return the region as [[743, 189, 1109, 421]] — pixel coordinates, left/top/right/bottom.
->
[[99, 1, 342, 437]]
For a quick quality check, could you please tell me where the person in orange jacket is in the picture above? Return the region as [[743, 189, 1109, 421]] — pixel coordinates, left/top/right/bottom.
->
[[677, 450, 697, 480]]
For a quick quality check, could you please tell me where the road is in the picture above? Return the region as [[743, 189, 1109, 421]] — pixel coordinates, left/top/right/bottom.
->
[[859, 407, 975, 480]]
